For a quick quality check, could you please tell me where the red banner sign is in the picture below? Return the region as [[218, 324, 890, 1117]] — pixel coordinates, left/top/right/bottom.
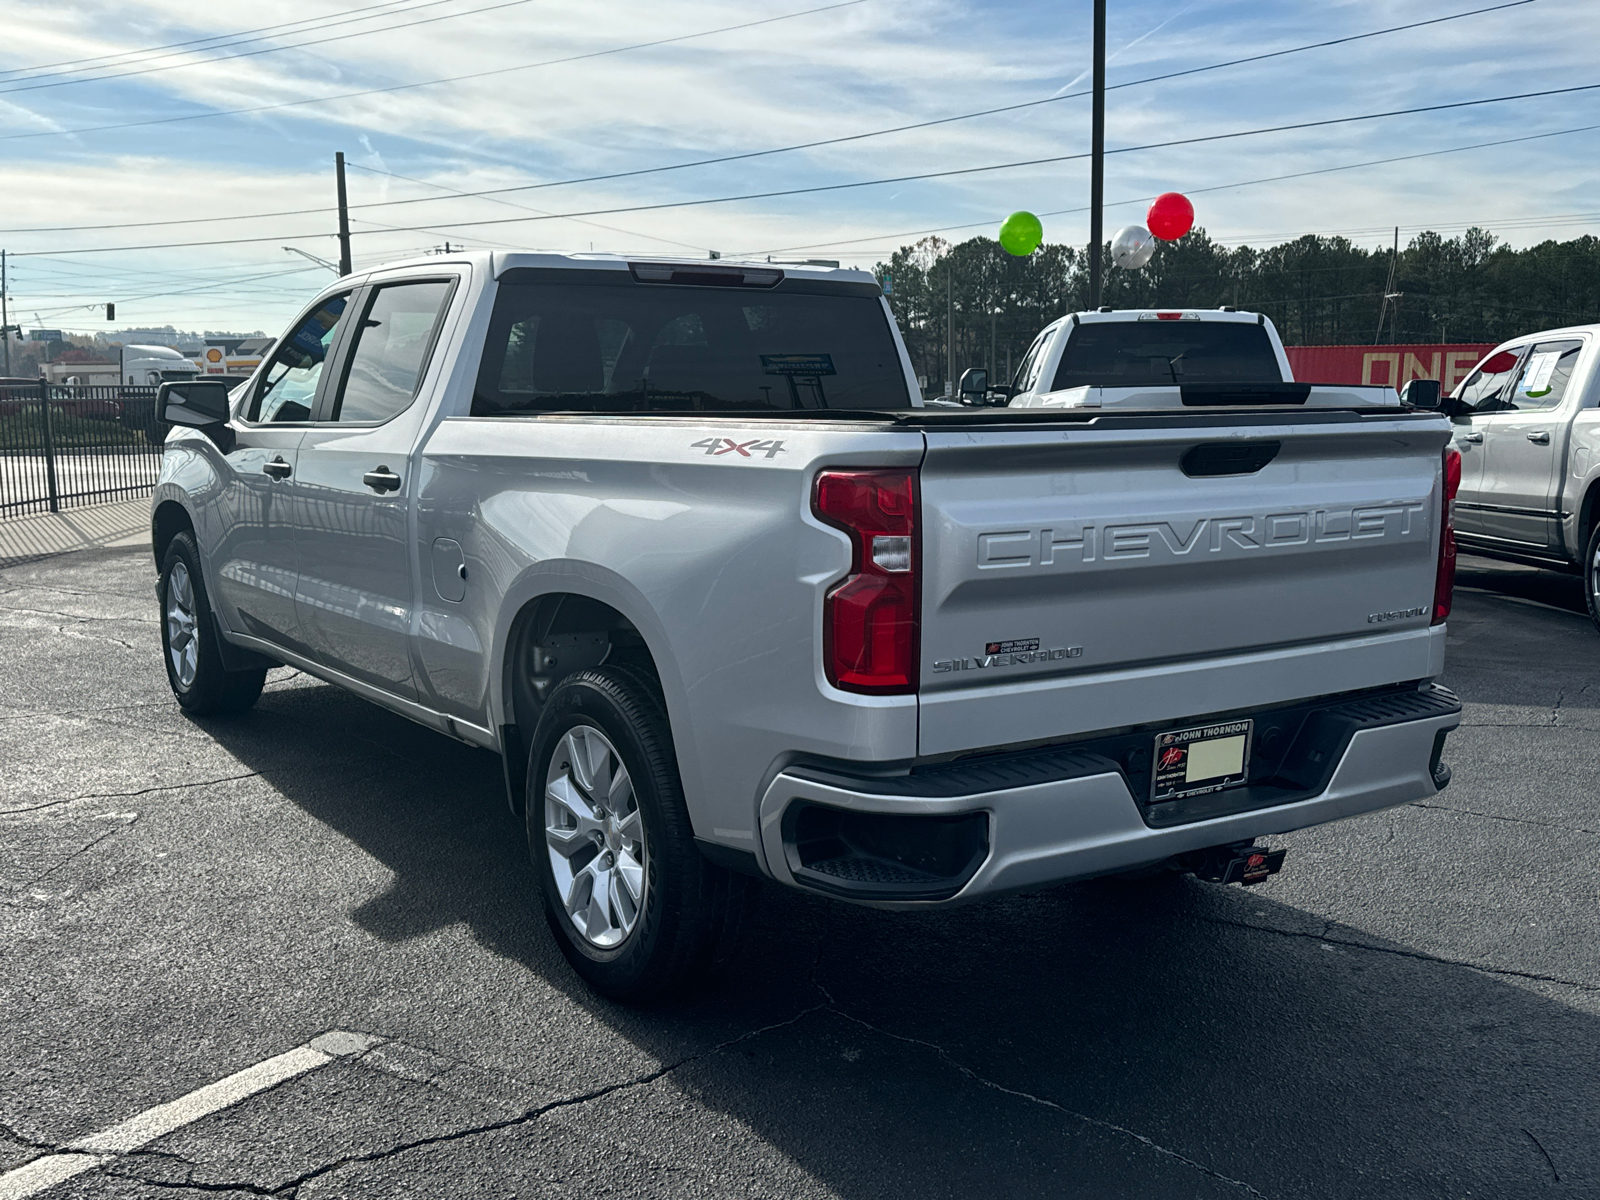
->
[[1283, 344, 1495, 393]]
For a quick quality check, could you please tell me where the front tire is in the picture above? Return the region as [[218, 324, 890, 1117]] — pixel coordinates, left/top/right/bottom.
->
[[527, 665, 754, 1002], [159, 531, 266, 715]]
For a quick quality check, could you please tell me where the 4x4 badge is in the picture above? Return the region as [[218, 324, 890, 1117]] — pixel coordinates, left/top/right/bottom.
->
[[690, 437, 787, 459]]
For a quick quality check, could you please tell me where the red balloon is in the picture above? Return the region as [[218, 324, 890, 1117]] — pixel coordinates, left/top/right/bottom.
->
[[1147, 192, 1194, 241]]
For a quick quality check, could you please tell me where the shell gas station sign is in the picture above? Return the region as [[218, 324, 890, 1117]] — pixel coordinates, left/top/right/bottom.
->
[[1283, 344, 1495, 394]]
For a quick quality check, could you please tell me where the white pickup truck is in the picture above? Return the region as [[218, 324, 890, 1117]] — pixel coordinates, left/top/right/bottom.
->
[[151, 255, 1462, 1000]]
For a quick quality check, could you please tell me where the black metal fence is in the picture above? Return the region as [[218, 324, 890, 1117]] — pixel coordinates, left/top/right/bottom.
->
[[0, 383, 167, 519]]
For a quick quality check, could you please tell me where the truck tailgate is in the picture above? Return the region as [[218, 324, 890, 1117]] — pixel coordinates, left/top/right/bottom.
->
[[917, 412, 1452, 756]]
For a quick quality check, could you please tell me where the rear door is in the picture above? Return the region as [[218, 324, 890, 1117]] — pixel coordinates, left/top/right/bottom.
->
[[1475, 338, 1584, 549], [291, 275, 458, 696], [916, 414, 1449, 755], [209, 291, 353, 648]]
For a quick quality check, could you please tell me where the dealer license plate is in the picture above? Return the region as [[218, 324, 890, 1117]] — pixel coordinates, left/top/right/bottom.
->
[[1151, 719, 1253, 802]]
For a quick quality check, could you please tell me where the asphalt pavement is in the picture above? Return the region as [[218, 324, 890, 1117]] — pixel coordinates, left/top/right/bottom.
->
[[1, 546, 1596, 1199]]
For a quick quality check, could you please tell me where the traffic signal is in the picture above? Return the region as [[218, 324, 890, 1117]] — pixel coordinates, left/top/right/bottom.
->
[[106, 303, 115, 320]]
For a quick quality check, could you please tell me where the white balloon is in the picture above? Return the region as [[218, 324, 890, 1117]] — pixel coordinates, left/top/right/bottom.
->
[[1111, 224, 1157, 270]]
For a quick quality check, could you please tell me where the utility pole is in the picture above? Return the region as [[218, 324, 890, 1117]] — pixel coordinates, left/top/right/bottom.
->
[[335, 152, 352, 277], [946, 266, 955, 397], [1087, 0, 1106, 310], [1374, 225, 1400, 345]]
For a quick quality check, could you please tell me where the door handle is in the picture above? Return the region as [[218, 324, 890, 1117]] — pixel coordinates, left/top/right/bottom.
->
[[1461, 432, 1484, 444], [1527, 430, 1551, 444], [262, 456, 292, 479], [363, 466, 402, 493]]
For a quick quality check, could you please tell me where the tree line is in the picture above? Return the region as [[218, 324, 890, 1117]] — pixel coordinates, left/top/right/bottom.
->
[[876, 227, 1600, 393]]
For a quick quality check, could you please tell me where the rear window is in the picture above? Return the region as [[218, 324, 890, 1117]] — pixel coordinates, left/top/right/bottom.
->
[[1050, 321, 1282, 391], [472, 275, 910, 414]]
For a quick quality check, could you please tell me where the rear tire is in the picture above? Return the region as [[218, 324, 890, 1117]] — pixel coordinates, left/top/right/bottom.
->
[[1584, 524, 1600, 635], [159, 531, 266, 715], [527, 665, 755, 1002]]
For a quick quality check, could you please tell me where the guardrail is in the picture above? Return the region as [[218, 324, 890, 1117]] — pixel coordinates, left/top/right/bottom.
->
[[0, 383, 166, 518]]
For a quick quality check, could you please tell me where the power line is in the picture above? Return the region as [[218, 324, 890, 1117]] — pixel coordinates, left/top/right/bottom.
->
[[346, 165, 712, 253], [10, 73, 1596, 255], [0, 0, 549, 97], [11, 80, 1600, 259], [309, 82, 1600, 240], [742, 121, 1600, 257], [0, 0, 866, 142], [0, 0, 1530, 224], [0, 0, 462, 85]]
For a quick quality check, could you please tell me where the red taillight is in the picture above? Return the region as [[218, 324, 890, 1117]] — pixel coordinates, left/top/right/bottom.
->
[[1155, 311, 1183, 321], [1433, 446, 1461, 625], [813, 469, 919, 693]]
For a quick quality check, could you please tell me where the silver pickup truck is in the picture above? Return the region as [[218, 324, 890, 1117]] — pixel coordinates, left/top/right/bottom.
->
[[1435, 325, 1600, 631], [151, 254, 1462, 1000]]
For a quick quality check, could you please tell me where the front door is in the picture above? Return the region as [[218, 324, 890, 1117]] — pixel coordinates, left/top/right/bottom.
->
[[1449, 345, 1528, 541], [291, 278, 456, 697], [1476, 338, 1583, 550], [209, 291, 353, 648]]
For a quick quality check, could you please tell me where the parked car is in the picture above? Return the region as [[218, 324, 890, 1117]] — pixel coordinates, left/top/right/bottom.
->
[[149, 254, 1462, 1000], [1433, 329, 1600, 631]]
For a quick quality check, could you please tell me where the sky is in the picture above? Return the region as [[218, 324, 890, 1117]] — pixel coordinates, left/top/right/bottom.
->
[[1, 0, 1597, 336]]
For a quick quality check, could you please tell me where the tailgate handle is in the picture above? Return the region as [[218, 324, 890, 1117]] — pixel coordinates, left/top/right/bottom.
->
[[1180, 441, 1281, 477]]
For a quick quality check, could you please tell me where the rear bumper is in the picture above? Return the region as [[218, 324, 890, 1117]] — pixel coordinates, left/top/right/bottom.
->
[[757, 684, 1461, 907]]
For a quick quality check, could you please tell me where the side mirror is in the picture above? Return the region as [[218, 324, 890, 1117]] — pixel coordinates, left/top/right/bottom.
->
[[1399, 378, 1442, 410], [158, 379, 230, 427], [957, 367, 989, 403]]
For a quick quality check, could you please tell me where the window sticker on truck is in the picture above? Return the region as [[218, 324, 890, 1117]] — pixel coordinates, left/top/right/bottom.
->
[[690, 437, 787, 459]]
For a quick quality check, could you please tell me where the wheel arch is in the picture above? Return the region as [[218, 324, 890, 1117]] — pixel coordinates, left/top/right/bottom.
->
[[492, 567, 681, 817], [151, 498, 194, 570], [1576, 475, 1600, 564]]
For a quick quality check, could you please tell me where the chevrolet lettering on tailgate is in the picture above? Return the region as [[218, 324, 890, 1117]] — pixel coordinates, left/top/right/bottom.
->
[[977, 503, 1429, 569]]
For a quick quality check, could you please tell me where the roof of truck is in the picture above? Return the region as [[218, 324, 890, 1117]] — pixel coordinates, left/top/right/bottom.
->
[[332, 249, 878, 288]]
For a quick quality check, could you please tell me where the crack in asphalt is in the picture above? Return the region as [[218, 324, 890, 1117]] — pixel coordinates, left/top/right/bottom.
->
[[54, 624, 139, 651], [1523, 1128, 1561, 1183], [1200, 914, 1600, 994], [0, 601, 157, 626], [1411, 799, 1600, 838], [98, 1011, 831, 1198], [812, 981, 1270, 1198], [8, 812, 142, 893], [1, 771, 262, 816], [0, 1117, 54, 1153]]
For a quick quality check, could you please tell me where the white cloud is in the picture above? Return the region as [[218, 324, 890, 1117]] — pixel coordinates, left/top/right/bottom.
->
[[2, 0, 1599, 331]]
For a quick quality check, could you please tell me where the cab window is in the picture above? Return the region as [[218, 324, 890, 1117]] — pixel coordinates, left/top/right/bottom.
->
[[1013, 330, 1050, 394], [249, 293, 351, 423], [1506, 340, 1583, 412], [329, 280, 454, 423], [1457, 347, 1528, 414]]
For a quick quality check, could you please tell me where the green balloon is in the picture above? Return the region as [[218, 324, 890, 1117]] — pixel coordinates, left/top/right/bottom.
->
[[999, 211, 1043, 256]]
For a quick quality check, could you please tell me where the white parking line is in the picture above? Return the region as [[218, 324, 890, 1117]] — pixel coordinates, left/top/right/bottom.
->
[[0, 1030, 381, 1200]]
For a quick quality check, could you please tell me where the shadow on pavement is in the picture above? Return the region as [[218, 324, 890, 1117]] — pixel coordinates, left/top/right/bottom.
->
[[1456, 554, 1586, 617], [202, 677, 1600, 1199]]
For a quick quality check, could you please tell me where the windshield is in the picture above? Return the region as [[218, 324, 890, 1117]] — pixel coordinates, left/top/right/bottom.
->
[[473, 277, 911, 413], [1050, 321, 1282, 390]]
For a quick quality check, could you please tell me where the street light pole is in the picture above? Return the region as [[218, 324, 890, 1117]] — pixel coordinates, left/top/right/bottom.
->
[[1, 250, 9, 376], [1088, 0, 1106, 310]]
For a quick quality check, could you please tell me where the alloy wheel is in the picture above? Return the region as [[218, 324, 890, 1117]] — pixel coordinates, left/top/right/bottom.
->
[[165, 560, 199, 689], [544, 724, 647, 948]]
